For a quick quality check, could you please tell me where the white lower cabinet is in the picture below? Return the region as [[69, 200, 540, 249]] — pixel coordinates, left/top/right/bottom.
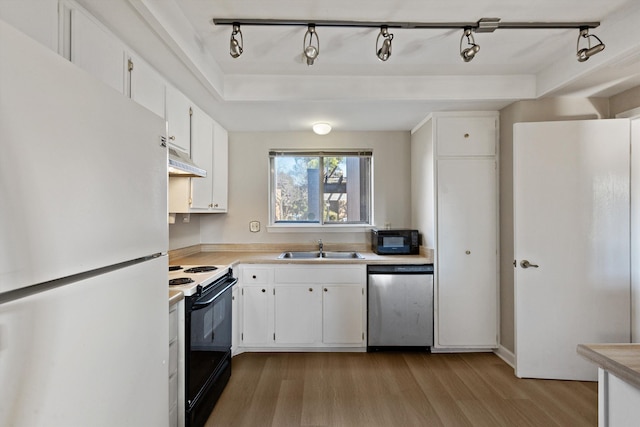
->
[[274, 285, 322, 344], [168, 302, 179, 427], [239, 264, 366, 350], [322, 285, 364, 344]]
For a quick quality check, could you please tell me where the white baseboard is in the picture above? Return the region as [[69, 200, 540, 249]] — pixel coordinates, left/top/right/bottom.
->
[[494, 345, 516, 368]]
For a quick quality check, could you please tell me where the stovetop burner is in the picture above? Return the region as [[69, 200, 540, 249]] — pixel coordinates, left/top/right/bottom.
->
[[184, 266, 218, 273], [169, 265, 183, 272], [169, 277, 195, 286]]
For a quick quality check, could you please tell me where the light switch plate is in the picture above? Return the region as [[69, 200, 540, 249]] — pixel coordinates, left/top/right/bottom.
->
[[249, 221, 260, 232]]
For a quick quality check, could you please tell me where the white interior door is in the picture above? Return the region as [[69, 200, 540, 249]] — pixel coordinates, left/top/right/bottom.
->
[[514, 119, 631, 381]]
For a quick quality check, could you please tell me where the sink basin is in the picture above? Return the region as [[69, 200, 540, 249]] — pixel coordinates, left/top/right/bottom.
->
[[278, 251, 321, 259], [277, 251, 364, 259], [321, 251, 364, 259]]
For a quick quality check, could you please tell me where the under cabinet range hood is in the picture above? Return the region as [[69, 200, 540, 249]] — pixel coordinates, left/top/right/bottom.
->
[[167, 146, 206, 177]]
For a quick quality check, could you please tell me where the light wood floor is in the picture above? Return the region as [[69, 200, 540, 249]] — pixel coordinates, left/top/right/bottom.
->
[[206, 352, 597, 427]]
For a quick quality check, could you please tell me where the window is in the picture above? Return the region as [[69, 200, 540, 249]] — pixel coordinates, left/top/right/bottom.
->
[[270, 150, 372, 225]]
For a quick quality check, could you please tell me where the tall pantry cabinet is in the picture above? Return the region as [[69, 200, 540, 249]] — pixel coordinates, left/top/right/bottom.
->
[[411, 112, 499, 350]]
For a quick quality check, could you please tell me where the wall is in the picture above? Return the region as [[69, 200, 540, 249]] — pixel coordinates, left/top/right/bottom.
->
[[498, 97, 611, 353], [192, 131, 411, 247], [410, 118, 434, 248], [0, 0, 58, 52]]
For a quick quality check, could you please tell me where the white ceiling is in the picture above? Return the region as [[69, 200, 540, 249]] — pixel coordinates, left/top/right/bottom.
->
[[81, 0, 640, 131]]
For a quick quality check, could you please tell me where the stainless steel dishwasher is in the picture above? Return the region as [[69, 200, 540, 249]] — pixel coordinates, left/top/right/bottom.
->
[[367, 264, 434, 351]]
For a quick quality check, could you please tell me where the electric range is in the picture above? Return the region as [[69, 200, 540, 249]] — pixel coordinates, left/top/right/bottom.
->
[[168, 264, 230, 296]]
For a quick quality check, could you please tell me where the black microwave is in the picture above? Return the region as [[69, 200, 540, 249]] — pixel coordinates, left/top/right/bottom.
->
[[371, 229, 420, 255]]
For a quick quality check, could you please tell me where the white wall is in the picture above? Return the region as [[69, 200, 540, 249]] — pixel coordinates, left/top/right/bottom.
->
[[0, 0, 59, 52], [193, 131, 411, 246], [410, 118, 434, 248]]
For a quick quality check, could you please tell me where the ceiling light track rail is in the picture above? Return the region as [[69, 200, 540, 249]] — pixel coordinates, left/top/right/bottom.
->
[[215, 18, 604, 63], [212, 18, 600, 31]]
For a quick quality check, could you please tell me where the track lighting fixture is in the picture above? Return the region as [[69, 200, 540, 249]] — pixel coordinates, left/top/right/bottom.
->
[[213, 18, 604, 64], [303, 25, 320, 66], [376, 26, 393, 61], [229, 24, 243, 58], [576, 27, 605, 62], [460, 28, 480, 62]]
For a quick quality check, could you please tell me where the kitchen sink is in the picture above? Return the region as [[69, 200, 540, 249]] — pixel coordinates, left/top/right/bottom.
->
[[321, 251, 364, 259], [277, 251, 364, 259], [278, 251, 321, 259]]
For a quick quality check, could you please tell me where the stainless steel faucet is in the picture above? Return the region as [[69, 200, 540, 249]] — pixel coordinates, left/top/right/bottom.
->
[[318, 239, 323, 256]]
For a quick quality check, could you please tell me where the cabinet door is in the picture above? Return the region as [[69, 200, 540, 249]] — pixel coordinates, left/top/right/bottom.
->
[[211, 122, 229, 212], [190, 106, 214, 209], [70, 9, 125, 94], [128, 53, 165, 118], [165, 85, 191, 153], [322, 285, 364, 344], [274, 285, 322, 344], [436, 158, 498, 347], [231, 286, 239, 355], [241, 286, 271, 345], [436, 116, 496, 156]]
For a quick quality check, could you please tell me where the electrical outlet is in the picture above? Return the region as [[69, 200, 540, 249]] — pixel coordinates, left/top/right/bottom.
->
[[249, 221, 260, 232]]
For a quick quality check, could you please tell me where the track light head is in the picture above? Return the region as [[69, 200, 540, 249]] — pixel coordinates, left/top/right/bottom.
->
[[303, 25, 320, 66], [376, 26, 394, 61], [229, 24, 243, 58], [576, 27, 605, 62], [460, 28, 480, 62]]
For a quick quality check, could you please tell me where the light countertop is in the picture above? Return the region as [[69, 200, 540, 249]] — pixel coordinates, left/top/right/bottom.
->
[[577, 344, 640, 389], [169, 248, 433, 268], [167, 245, 434, 304]]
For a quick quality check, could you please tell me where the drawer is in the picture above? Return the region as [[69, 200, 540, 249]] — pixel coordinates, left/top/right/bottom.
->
[[436, 116, 496, 156], [242, 267, 271, 284]]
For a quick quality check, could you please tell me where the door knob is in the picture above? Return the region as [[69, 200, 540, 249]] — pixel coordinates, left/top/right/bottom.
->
[[520, 260, 539, 268]]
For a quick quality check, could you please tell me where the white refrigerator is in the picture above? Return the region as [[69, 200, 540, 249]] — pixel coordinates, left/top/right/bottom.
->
[[0, 20, 169, 426]]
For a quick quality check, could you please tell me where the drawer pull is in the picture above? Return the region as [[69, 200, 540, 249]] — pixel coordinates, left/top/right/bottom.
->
[[464, 133, 470, 138], [261, 289, 266, 293], [252, 275, 257, 279]]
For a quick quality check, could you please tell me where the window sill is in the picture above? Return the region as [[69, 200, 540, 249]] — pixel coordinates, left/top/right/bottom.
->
[[267, 224, 373, 233]]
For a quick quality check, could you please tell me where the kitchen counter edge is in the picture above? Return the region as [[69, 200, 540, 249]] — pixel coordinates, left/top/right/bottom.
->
[[169, 290, 184, 307], [170, 251, 433, 267], [577, 343, 640, 389]]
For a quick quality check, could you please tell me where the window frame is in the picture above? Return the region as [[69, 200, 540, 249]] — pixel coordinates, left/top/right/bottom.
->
[[268, 149, 373, 229]]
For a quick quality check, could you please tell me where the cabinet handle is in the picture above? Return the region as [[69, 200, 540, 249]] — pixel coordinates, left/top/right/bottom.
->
[[465, 250, 471, 255], [261, 288, 266, 293], [309, 288, 313, 292], [213, 203, 219, 208], [252, 275, 257, 279], [464, 133, 470, 138], [169, 135, 176, 141], [324, 288, 328, 292]]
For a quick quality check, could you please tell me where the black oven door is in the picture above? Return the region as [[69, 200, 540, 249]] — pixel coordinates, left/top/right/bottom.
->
[[185, 275, 237, 427]]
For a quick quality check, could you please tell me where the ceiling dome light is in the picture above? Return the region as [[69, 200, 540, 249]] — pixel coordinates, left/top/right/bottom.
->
[[229, 24, 243, 58], [576, 27, 605, 62], [303, 25, 320, 66], [376, 26, 393, 61], [312, 123, 332, 135], [460, 28, 480, 62]]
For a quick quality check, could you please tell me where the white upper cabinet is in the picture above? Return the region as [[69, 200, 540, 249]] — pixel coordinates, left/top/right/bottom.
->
[[165, 85, 192, 154], [69, 9, 125, 94], [190, 112, 229, 213], [127, 53, 165, 119], [436, 116, 497, 157]]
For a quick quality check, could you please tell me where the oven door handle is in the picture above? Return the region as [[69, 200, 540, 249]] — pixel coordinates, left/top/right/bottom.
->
[[191, 277, 238, 311]]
